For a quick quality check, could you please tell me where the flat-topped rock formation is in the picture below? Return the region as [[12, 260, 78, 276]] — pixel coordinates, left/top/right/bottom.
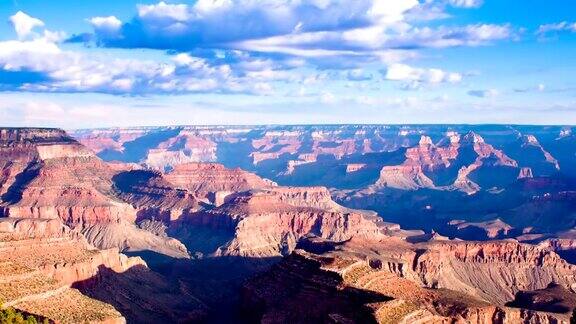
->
[[165, 162, 276, 205]]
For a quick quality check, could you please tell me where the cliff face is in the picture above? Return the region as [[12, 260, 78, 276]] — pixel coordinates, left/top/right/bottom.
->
[[0, 217, 134, 323], [0, 128, 195, 258], [71, 125, 576, 242], [371, 132, 518, 193], [180, 187, 385, 258], [411, 241, 576, 305], [164, 162, 276, 205], [0, 216, 207, 323], [0, 129, 137, 226], [241, 237, 575, 323]]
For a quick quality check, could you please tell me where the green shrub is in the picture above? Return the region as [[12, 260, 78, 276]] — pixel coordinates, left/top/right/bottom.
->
[[0, 307, 48, 324]]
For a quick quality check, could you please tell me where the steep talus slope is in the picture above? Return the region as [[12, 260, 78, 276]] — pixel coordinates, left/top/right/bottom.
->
[[1, 218, 207, 323], [411, 240, 576, 305], [112, 169, 198, 222], [242, 237, 575, 323]]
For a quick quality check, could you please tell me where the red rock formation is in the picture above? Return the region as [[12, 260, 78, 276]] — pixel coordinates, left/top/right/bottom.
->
[[368, 132, 519, 193], [0, 217, 206, 323], [145, 130, 218, 170], [165, 162, 276, 205], [0, 129, 137, 226], [518, 167, 534, 179], [447, 218, 514, 240], [183, 187, 384, 257], [73, 128, 150, 154], [0, 128, 194, 258], [113, 169, 198, 222], [251, 131, 302, 165], [241, 238, 572, 323]]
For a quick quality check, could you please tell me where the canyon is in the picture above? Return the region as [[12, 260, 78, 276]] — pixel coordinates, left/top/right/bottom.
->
[[0, 125, 574, 323]]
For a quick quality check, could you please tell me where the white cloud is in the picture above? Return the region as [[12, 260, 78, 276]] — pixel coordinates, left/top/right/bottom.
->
[[9, 11, 45, 40], [384, 64, 462, 85], [537, 21, 576, 35], [137, 1, 190, 21], [537, 83, 546, 91], [235, 23, 513, 60], [448, 0, 483, 8], [320, 91, 336, 104], [0, 36, 296, 95], [89, 16, 122, 36]]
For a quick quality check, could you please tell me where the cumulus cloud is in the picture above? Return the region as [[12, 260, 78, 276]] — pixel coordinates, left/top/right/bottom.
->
[[80, 1, 512, 60], [0, 14, 307, 95], [234, 23, 513, 60], [468, 89, 499, 98], [0, 3, 514, 97], [89, 16, 122, 37], [86, 0, 410, 49], [9, 11, 45, 39], [384, 64, 462, 85]]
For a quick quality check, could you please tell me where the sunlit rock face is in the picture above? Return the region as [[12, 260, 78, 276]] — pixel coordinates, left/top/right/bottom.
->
[[0, 128, 192, 258], [0, 217, 207, 323], [241, 236, 576, 323]]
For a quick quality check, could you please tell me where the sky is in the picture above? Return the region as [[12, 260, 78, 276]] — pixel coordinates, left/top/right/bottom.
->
[[0, 0, 575, 128]]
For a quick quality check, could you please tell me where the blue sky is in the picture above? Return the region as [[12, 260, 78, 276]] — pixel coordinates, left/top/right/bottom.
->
[[0, 0, 574, 128]]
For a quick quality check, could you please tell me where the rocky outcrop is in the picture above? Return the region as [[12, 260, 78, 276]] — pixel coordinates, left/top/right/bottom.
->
[[81, 221, 190, 258], [0, 218, 130, 323], [0, 131, 137, 226], [165, 162, 276, 205], [518, 167, 534, 179], [505, 135, 560, 177], [346, 163, 367, 173], [0, 217, 206, 323], [446, 219, 514, 240], [144, 130, 218, 170], [0, 217, 70, 240], [369, 132, 518, 193], [113, 169, 198, 222], [180, 187, 385, 258], [374, 165, 435, 190], [0, 128, 198, 258], [241, 240, 572, 324], [410, 240, 576, 305]]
